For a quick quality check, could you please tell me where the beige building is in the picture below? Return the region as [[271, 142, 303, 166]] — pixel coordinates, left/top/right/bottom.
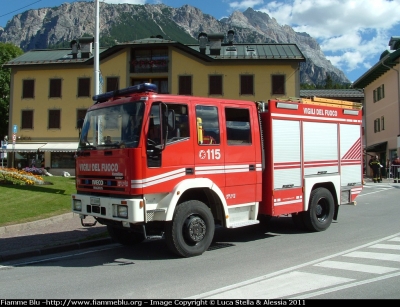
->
[[2, 32, 305, 175], [353, 36, 400, 178]]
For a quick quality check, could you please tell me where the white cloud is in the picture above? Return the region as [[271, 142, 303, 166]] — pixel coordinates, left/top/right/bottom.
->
[[229, 0, 264, 10], [228, 0, 400, 79], [103, 0, 146, 4]]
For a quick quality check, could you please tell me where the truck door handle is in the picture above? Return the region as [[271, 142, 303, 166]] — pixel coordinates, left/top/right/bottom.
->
[[249, 165, 255, 171]]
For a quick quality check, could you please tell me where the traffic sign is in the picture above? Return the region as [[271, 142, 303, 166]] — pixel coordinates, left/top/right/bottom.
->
[[13, 124, 17, 134]]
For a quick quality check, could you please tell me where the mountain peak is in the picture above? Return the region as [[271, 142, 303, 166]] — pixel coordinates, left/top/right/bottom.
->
[[0, 2, 349, 85]]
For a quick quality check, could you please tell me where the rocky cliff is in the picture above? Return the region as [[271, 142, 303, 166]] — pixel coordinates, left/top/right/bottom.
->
[[0, 2, 349, 85]]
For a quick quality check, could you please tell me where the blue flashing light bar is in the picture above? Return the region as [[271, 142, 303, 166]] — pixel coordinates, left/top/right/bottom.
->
[[93, 83, 158, 103]]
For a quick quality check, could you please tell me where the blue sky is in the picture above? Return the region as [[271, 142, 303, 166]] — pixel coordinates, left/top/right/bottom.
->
[[1, 0, 400, 83]]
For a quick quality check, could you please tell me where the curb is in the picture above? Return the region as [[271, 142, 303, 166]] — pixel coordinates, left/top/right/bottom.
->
[[0, 213, 75, 235], [0, 237, 113, 262]]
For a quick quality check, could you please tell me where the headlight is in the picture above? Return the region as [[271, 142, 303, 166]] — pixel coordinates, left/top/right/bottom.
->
[[73, 199, 82, 211], [117, 205, 128, 218]]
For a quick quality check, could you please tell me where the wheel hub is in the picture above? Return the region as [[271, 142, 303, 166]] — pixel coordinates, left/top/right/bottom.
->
[[184, 216, 206, 243]]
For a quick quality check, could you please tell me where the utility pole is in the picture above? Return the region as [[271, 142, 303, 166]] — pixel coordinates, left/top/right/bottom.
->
[[94, 0, 100, 96]]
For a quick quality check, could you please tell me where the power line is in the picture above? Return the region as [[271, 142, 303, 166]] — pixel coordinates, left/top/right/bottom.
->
[[0, 0, 42, 18]]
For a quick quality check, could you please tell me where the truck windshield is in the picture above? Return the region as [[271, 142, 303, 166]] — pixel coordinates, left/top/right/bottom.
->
[[78, 101, 145, 150]]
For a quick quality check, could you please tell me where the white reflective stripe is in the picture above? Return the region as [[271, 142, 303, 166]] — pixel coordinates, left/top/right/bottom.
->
[[272, 112, 362, 123], [131, 164, 262, 188]]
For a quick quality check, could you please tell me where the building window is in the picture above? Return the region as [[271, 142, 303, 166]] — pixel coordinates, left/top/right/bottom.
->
[[106, 77, 119, 92], [132, 78, 168, 93], [196, 105, 220, 145], [225, 107, 251, 145], [51, 152, 76, 168], [272, 75, 285, 95], [22, 79, 34, 98], [130, 48, 168, 73], [374, 118, 380, 133], [374, 84, 385, 102], [240, 75, 254, 95], [381, 116, 385, 130], [21, 110, 33, 129], [179, 76, 192, 95], [209, 75, 223, 95], [377, 87, 382, 101], [49, 78, 62, 98], [77, 109, 87, 128], [48, 110, 61, 129], [78, 78, 90, 97]]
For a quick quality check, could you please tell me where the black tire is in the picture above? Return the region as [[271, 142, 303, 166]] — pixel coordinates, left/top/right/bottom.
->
[[303, 187, 334, 232], [291, 212, 307, 230], [165, 200, 215, 257], [107, 225, 145, 246]]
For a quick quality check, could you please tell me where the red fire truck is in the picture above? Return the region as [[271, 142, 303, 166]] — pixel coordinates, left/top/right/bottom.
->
[[72, 83, 363, 257]]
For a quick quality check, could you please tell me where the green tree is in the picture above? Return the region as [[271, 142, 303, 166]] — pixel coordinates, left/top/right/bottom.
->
[[0, 43, 23, 139]]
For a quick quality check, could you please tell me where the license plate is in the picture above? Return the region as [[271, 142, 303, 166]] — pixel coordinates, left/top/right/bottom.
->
[[90, 197, 100, 206]]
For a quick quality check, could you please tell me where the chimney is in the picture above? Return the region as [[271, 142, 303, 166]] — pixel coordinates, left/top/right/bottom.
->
[[70, 40, 79, 59], [208, 33, 224, 55], [227, 30, 235, 45], [198, 32, 208, 54], [79, 37, 94, 58], [389, 36, 400, 50]]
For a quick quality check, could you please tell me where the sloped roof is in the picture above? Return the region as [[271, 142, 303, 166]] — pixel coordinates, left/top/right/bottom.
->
[[353, 48, 400, 89], [3, 37, 305, 68], [2, 48, 108, 67], [300, 89, 364, 99]]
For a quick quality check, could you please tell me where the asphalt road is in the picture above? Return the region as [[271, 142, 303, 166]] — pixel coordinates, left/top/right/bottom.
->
[[0, 181, 399, 299]]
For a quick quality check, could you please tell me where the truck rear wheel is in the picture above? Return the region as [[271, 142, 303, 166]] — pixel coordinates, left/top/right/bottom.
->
[[107, 225, 145, 246], [165, 200, 215, 258], [303, 187, 334, 232]]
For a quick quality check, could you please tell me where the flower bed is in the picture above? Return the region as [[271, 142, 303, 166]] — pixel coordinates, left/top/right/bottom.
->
[[0, 167, 44, 185]]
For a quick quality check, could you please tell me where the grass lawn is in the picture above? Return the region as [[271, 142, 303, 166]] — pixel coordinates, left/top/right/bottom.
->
[[0, 176, 77, 227]]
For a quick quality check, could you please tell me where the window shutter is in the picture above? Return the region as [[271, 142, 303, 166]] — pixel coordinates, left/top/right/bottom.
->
[[21, 110, 33, 129], [49, 110, 61, 129], [179, 76, 192, 95], [22, 80, 34, 98], [272, 75, 285, 95], [209, 75, 222, 95], [240, 75, 253, 95], [78, 78, 90, 97], [49, 79, 62, 98]]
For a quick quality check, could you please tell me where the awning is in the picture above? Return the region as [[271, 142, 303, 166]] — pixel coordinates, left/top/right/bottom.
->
[[3, 143, 46, 152], [365, 141, 387, 152], [39, 142, 79, 152]]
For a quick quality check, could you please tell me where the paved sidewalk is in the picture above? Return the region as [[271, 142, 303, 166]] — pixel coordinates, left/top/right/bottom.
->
[[0, 213, 112, 262]]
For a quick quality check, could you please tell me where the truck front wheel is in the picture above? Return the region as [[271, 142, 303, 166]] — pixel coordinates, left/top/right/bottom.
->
[[165, 200, 215, 257], [303, 187, 334, 232]]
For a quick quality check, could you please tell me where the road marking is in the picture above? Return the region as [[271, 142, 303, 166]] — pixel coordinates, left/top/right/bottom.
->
[[314, 260, 398, 274], [202, 271, 353, 299], [369, 243, 400, 250], [290, 271, 400, 299], [187, 232, 400, 299], [344, 251, 400, 262]]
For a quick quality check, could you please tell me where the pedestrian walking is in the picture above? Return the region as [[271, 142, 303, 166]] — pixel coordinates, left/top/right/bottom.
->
[[369, 155, 381, 183], [392, 155, 400, 183]]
